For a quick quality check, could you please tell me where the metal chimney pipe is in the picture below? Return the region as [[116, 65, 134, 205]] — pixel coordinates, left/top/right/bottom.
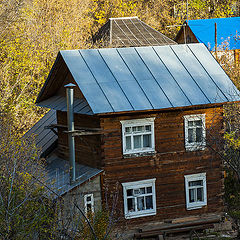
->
[[65, 83, 76, 184]]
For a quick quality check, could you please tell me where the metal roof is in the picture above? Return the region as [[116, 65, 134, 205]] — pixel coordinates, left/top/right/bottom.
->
[[37, 95, 93, 115], [45, 154, 102, 197], [41, 43, 240, 114], [24, 109, 57, 156], [186, 17, 240, 51], [93, 16, 176, 47]]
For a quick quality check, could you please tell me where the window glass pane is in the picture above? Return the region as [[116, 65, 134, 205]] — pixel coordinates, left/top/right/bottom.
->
[[132, 126, 137, 132], [197, 187, 204, 201], [134, 189, 140, 195], [189, 180, 203, 187], [87, 203, 92, 211], [137, 197, 145, 211], [147, 187, 152, 193], [133, 135, 142, 149], [146, 196, 153, 209], [137, 126, 143, 132], [145, 125, 151, 132], [189, 189, 195, 203], [127, 198, 135, 212], [188, 121, 194, 127], [188, 128, 194, 143], [125, 127, 131, 133], [195, 120, 202, 126], [127, 189, 133, 196], [87, 196, 91, 202], [126, 136, 131, 150], [140, 188, 145, 194], [143, 134, 151, 148], [196, 128, 203, 142]]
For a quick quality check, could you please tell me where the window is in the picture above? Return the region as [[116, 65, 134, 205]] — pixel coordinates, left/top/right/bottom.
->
[[84, 194, 94, 215], [184, 114, 206, 151], [184, 173, 207, 210], [122, 179, 156, 219], [121, 118, 155, 155]]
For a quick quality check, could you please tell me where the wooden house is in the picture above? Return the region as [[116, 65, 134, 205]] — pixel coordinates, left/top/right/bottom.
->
[[93, 16, 176, 48], [175, 17, 240, 64], [35, 43, 240, 238]]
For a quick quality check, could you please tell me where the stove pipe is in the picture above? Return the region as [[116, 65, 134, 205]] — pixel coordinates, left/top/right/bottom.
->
[[65, 83, 76, 184]]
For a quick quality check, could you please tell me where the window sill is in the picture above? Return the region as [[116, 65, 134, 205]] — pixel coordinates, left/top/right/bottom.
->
[[185, 145, 206, 152], [123, 151, 156, 158], [187, 204, 206, 210], [125, 210, 156, 219]]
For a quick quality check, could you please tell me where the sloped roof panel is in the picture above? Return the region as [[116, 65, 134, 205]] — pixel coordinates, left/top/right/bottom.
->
[[187, 17, 240, 50], [188, 44, 240, 101], [61, 50, 113, 113], [170, 44, 228, 103], [39, 43, 240, 115], [154, 45, 210, 105], [135, 47, 191, 107], [24, 110, 57, 155]]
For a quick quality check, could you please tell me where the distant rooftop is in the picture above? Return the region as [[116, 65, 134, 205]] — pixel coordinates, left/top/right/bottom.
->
[[93, 16, 176, 47], [181, 17, 240, 51]]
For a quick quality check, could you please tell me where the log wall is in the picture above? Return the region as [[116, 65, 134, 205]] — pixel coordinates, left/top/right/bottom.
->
[[100, 106, 224, 227]]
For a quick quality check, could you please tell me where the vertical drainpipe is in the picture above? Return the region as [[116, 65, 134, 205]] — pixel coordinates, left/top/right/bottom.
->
[[65, 83, 76, 184]]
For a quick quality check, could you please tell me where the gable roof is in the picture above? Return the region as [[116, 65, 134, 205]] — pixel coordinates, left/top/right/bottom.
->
[[183, 17, 240, 51], [37, 43, 240, 115], [93, 16, 176, 47]]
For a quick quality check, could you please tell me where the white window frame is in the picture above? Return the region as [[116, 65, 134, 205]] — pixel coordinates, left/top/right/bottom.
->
[[184, 114, 206, 151], [120, 118, 155, 155], [122, 178, 156, 219], [84, 193, 94, 215], [184, 173, 207, 210]]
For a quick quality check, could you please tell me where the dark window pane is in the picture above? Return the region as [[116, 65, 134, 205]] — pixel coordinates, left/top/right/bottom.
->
[[197, 187, 204, 201], [147, 187, 152, 193], [188, 121, 194, 127], [143, 134, 151, 147], [195, 120, 202, 126], [189, 180, 203, 187], [137, 196, 145, 211], [127, 189, 133, 196], [134, 189, 140, 195], [140, 188, 145, 194], [133, 135, 141, 149], [126, 136, 131, 150], [188, 129, 194, 143], [87, 196, 91, 201], [137, 126, 143, 132], [146, 196, 153, 209], [87, 203, 91, 211], [145, 125, 151, 132], [127, 198, 135, 212], [189, 189, 195, 202], [196, 128, 203, 142], [125, 127, 131, 133]]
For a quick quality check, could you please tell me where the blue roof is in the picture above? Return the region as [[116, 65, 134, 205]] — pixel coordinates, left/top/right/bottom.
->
[[37, 43, 240, 114], [187, 17, 240, 51]]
